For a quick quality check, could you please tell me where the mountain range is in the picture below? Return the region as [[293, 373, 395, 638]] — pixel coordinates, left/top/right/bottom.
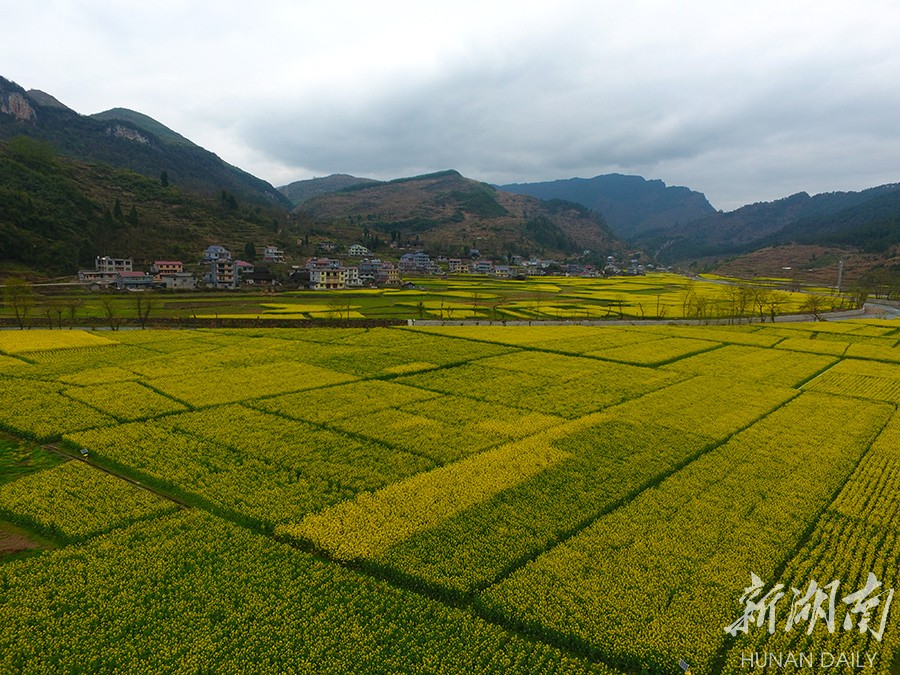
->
[[1, 74, 898, 287]]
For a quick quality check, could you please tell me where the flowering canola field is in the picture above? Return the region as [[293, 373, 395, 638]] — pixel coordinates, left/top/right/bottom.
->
[[0, 318, 898, 674]]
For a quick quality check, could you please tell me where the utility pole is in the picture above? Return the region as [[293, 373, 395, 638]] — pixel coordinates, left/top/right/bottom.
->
[[836, 258, 844, 295]]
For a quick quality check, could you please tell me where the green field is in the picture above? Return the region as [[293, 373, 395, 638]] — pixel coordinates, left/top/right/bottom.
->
[[3, 273, 845, 325], [1, 319, 898, 673]]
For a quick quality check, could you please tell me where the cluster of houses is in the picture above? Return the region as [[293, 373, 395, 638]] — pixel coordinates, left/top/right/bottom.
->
[[76, 246, 284, 291], [397, 251, 650, 278], [290, 257, 400, 290], [76, 245, 401, 291], [202, 245, 281, 288], [75, 243, 649, 292]]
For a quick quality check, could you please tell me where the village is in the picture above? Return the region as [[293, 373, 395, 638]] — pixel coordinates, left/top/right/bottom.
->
[[75, 242, 651, 292]]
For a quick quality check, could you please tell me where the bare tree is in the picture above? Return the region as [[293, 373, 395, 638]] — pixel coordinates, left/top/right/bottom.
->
[[721, 286, 739, 324], [694, 294, 710, 324], [45, 297, 66, 329], [327, 295, 345, 319], [655, 292, 668, 320], [3, 278, 34, 330], [470, 291, 481, 319], [134, 293, 154, 329], [752, 289, 771, 323], [100, 296, 121, 331], [847, 284, 869, 310], [767, 291, 788, 322], [680, 280, 697, 319], [801, 294, 826, 321], [736, 286, 754, 323], [64, 296, 83, 329]]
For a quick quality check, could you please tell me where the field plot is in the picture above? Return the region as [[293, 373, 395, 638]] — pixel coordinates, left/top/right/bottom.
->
[[64, 381, 188, 420], [804, 358, 900, 404], [844, 341, 900, 363], [146, 360, 356, 407], [289, 375, 797, 598], [720, 410, 900, 673], [663, 343, 837, 387], [395, 351, 681, 418], [1, 319, 900, 674], [0, 511, 619, 675], [773, 336, 850, 356], [0, 378, 116, 440], [68, 416, 432, 528], [585, 336, 717, 365], [479, 393, 891, 673], [251, 379, 442, 424], [0, 460, 177, 542], [0, 330, 115, 354]]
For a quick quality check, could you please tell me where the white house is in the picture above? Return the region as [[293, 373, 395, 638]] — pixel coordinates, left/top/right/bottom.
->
[[203, 245, 231, 262], [348, 244, 370, 257]]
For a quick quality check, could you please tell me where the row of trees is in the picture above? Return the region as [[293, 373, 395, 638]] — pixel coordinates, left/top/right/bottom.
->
[[1, 279, 155, 330], [677, 281, 855, 324]]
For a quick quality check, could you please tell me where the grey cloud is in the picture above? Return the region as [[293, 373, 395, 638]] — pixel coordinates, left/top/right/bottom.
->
[[6, 0, 900, 209]]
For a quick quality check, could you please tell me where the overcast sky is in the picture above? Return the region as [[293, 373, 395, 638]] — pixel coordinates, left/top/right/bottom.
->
[[3, 1, 900, 210]]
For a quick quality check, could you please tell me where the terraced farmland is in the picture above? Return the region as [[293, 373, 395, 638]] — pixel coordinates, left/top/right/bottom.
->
[[0, 318, 898, 673]]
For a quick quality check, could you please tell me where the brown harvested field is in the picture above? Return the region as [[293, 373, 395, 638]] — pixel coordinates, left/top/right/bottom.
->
[[0, 523, 40, 557]]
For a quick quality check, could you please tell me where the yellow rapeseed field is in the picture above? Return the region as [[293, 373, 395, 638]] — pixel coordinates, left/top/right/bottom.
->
[[0, 318, 898, 673]]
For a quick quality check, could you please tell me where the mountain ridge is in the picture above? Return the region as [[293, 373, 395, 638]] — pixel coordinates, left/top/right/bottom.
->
[[498, 173, 717, 239], [278, 173, 378, 206], [0, 75, 290, 209], [638, 184, 900, 262], [91, 108, 197, 148]]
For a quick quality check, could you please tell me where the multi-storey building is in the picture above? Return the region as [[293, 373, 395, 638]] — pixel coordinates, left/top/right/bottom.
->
[[95, 256, 133, 273], [207, 258, 236, 289], [151, 261, 183, 279], [262, 246, 285, 263], [348, 244, 370, 257]]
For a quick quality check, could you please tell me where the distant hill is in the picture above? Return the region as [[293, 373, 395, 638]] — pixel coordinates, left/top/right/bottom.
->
[[278, 174, 379, 207], [768, 187, 900, 253], [296, 170, 624, 258], [0, 136, 293, 276], [498, 174, 716, 239], [0, 75, 290, 209], [638, 184, 900, 262]]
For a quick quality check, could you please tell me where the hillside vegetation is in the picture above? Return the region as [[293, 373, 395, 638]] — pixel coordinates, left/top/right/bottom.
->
[[296, 170, 624, 259], [0, 137, 292, 275]]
